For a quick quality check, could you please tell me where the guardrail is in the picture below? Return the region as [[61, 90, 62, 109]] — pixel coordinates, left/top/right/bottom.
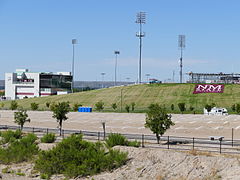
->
[[0, 124, 240, 155]]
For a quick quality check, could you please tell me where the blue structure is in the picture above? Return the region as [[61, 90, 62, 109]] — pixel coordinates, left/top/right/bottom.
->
[[78, 107, 92, 112]]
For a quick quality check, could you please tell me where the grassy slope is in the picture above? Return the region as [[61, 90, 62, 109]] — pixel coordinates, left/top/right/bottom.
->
[[2, 83, 240, 112]]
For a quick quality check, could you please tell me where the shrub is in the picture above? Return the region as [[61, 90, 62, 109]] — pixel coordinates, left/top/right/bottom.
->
[[0, 129, 22, 144], [30, 102, 39, 111], [35, 134, 127, 178], [131, 102, 136, 111], [0, 133, 38, 164], [236, 104, 240, 114], [189, 106, 194, 111], [10, 100, 18, 110], [111, 103, 117, 110], [178, 103, 186, 114], [125, 105, 130, 113], [105, 133, 140, 148], [0, 103, 4, 109], [170, 104, 174, 111], [41, 133, 56, 143], [46, 102, 50, 108], [14, 109, 31, 130], [95, 101, 104, 111], [105, 133, 127, 147], [232, 104, 236, 112], [73, 103, 82, 112]]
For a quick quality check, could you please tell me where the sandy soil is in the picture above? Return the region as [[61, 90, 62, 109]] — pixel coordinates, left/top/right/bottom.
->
[[0, 110, 240, 139]]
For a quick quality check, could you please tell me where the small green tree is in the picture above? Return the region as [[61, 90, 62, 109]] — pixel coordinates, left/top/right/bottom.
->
[[231, 104, 236, 112], [10, 100, 18, 110], [73, 103, 82, 112], [178, 103, 186, 114], [51, 102, 70, 136], [236, 104, 240, 114], [30, 102, 39, 111], [111, 103, 117, 111], [189, 106, 194, 112], [131, 102, 136, 111], [95, 101, 104, 111], [46, 102, 51, 108], [125, 105, 130, 113], [205, 104, 212, 115], [170, 104, 174, 111], [145, 104, 174, 144], [14, 110, 30, 130]]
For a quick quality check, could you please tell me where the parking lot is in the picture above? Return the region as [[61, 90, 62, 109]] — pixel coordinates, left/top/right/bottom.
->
[[0, 110, 240, 139]]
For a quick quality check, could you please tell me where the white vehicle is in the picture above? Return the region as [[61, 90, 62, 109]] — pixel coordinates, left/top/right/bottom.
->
[[204, 107, 228, 115]]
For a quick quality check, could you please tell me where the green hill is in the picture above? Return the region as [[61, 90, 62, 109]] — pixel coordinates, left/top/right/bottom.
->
[[2, 83, 240, 113]]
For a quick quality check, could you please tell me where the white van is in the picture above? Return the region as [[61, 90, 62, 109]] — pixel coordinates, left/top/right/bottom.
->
[[204, 107, 228, 115]]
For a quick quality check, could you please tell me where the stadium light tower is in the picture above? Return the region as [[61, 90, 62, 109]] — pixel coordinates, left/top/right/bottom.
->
[[114, 51, 120, 86], [178, 35, 185, 83], [136, 12, 146, 84], [71, 39, 77, 93], [101, 72, 106, 88]]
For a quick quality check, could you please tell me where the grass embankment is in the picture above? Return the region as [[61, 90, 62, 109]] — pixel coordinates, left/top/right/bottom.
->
[[2, 83, 240, 113]]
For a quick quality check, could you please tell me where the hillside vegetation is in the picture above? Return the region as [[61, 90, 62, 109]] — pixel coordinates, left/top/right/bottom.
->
[[2, 83, 240, 113]]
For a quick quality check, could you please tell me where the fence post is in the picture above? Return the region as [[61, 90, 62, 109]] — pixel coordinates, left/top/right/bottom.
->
[[232, 128, 234, 147], [32, 127, 34, 133], [47, 128, 48, 134], [167, 136, 170, 149], [142, 134, 144, 148], [80, 130, 82, 134], [220, 139, 222, 154], [98, 132, 100, 141], [193, 137, 195, 150]]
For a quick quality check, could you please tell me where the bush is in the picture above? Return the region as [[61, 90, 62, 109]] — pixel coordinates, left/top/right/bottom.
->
[[189, 106, 194, 111], [111, 103, 117, 110], [10, 100, 18, 110], [46, 102, 50, 108], [131, 102, 136, 111], [236, 104, 240, 114], [35, 134, 127, 178], [178, 103, 186, 114], [0, 133, 38, 164], [41, 133, 56, 143], [232, 104, 236, 112], [0, 130, 22, 144], [170, 104, 174, 111], [125, 105, 130, 113], [105, 133, 140, 148], [30, 102, 39, 111], [73, 103, 82, 112], [95, 101, 104, 111]]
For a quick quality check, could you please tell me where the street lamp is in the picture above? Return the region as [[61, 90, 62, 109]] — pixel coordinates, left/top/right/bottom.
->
[[71, 39, 77, 93], [136, 12, 146, 84], [101, 72, 106, 88], [145, 74, 150, 83], [114, 51, 120, 86], [178, 35, 185, 83]]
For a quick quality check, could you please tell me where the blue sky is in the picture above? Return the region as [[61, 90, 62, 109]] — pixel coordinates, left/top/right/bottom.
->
[[1, 0, 240, 82]]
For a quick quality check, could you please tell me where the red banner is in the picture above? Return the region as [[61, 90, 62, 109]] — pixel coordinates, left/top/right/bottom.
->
[[193, 84, 224, 94]]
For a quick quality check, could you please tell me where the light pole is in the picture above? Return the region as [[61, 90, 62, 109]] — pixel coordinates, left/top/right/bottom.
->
[[114, 51, 120, 86], [145, 74, 150, 83], [101, 72, 106, 88], [178, 35, 185, 83], [136, 12, 146, 84], [71, 39, 77, 93]]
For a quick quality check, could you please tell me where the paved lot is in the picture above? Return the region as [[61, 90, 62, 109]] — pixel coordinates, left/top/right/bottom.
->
[[1, 110, 240, 139]]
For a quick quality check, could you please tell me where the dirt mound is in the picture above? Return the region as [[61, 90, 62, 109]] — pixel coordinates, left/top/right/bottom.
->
[[85, 146, 240, 180]]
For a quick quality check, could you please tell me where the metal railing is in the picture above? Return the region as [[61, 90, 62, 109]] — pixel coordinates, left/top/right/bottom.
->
[[0, 124, 240, 155]]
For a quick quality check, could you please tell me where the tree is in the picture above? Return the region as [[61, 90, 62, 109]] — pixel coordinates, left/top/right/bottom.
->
[[125, 104, 130, 113], [10, 100, 18, 110], [178, 103, 186, 114], [51, 102, 70, 136], [205, 104, 212, 115], [145, 103, 174, 144], [111, 103, 117, 111], [131, 102, 136, 111], [14, 109, 30, 130], [95, 101, 104, 111], [46, 102, 51, 108], [30, 102, 39, 111], [170, 104, 174, 111]]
